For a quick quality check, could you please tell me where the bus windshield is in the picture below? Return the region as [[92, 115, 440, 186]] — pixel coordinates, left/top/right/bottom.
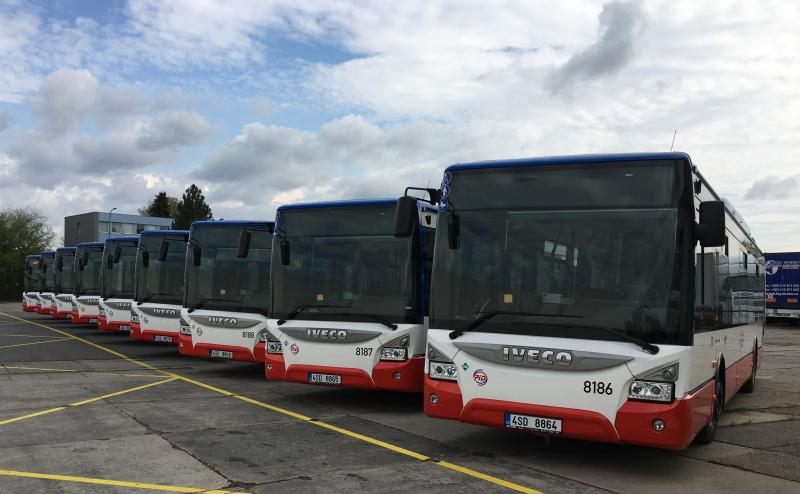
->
[[76, 247, 103, 296], [39, 255, 56, 292], [54, 253, 75, 294], [102, 242, 138, 299], [431, 161, 692, 345], [136, 234, 188, 304], [24, 259, 39, 292], [271, 204, 416, 324], [185, 225, 271, 314]]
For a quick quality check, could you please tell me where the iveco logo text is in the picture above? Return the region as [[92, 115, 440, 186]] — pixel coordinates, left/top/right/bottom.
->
[[152, 308, 178, 316], [207, 316, 237, 326], [307, 328, 347, 341], [502, 347, 573, 366]]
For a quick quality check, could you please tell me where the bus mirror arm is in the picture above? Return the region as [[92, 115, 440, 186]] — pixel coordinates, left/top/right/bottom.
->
[[448, 213, 460, 250], [696, 200, 726, 247], [192, 247, 202, 267], [280, 239, 290, 266], [142, 250, 149, 268], [158, 240, 170, 261], [237, 230, 251, 258]]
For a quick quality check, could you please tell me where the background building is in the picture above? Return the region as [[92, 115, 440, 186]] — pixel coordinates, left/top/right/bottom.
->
[[64, 212, 172, 246]]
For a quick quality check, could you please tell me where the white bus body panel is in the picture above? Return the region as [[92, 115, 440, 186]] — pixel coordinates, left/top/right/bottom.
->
[[99, 298, 133, 331], [131, 303, 182, 344], [180, 308, 267, 362]]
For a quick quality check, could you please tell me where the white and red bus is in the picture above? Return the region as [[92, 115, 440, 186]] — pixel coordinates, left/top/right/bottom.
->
[[130, 230, 190, 344], [266, 198, 437, 391], [52, 247, 77, 319], [180, 221, 273, 362], [409, 152, 764, 450], [22, 255, 40, 312], [99, 237, 139, 332], [72, 242, 104, 324], [35, 250, 56, 316]]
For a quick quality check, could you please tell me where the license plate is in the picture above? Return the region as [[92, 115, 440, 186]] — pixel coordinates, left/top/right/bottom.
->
[[153, 335, 173, 343], [118, 325, 131, 331], [504, 412, 562, 434], [308, 373, 342, 385], [89, 318, 98, 323], [209, 349, 234, 359]]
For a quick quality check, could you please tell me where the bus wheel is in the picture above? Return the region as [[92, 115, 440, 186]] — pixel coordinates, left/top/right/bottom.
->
[[741, 343, 757, 393], [696, 364, 725, 445]]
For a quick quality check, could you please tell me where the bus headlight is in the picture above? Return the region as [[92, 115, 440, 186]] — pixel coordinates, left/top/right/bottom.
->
[[99, 307, 105, 316], [267, 341, 283, 354], [131, 314, 140, 324], [628, 381, 674, 402], [380, 348, 407, 361], [259, 332, 267, 342], [429, 361, 458, 381]]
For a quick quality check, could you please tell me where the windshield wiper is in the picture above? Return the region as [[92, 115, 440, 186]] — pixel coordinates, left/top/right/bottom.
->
[[557, 323, 660, 355], [321, 312, 399, 330], [104, 290, 117, 300], [277, 304, 352, 325], [137, 293, 156, 305], [187, 298, 211, 313], [449, 311, 582, 340]]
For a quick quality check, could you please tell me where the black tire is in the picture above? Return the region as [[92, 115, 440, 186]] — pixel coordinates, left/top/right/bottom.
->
[[741, 344, 757, 393], [696, 363, 725, 445]]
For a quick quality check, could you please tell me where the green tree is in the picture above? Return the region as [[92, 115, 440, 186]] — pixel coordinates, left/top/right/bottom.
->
[[173, 184, 213, 230], [138, 191, 178, 219], [0, 208, 55, 300]]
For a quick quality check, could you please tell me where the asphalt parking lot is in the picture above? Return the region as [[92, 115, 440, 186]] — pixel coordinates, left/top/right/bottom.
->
[[1, 302, 799, 494]]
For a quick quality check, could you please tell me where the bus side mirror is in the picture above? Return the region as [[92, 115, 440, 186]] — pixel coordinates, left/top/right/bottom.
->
[[79, 261, 84, 271], [697, 201, 726, 247], [142, 250, 150, 268], [393, 196, 417, 238], [113, 246, 122, 263], [193, 247, 202, 267], [280, 239, 290, 265], [158, 240, 170, 261], [448, 213, 460, 250], [56, 257, 63, 271], [82, 251, 89, 266], [237, 230, 251, 258], [107, 255, 113, 269]]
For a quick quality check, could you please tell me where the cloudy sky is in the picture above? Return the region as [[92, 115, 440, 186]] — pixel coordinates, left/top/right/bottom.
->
[[0, 0, 798, 250]]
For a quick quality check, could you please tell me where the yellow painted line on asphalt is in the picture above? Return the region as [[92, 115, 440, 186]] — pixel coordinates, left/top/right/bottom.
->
[[69, 377, 177, 406], [0, 468, 246, 493], [0, 407, 67, 426], [0, 338, 70, 350], [0, 311, 544, 494], [0, 378, 177, 425], [0, 333, 80, 338], [2, 365, 166, 378]]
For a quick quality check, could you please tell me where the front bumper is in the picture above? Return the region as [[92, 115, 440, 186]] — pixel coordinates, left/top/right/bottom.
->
[[177, 339, 264, 363], [129, 323, 178, 345], [281, 356, 425, 392], [423, 377, 715, 450]]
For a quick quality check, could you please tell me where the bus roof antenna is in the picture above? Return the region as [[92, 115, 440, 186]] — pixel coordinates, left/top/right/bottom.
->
[[670, 129, 677, 151]]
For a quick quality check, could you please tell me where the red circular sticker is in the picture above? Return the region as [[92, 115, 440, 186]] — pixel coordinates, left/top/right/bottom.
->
[[473, 369, 488, 386], [290, 343, 300, 355], [196, 327, 202, 336]]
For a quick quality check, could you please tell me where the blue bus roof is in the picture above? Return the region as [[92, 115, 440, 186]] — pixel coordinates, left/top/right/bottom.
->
[[278, 198, 398, 211], [139, 229, 190, 236], [191, 220, 273, 229], [41, 250, 55, 256], [446, 152, 692, 172], [56, 247, 77, 253], [105, 236, 139, 243], [77, 242, 105, 248], [26, 254, 40, 259]]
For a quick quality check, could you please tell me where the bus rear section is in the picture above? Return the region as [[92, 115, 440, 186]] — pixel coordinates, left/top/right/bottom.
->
[[420, 153, 764, 450], [180, 221, 273, 362], [266, 199, 436, 392], [765, 252, 800, 321], [36, 250, 56, 315], [52, 247, 77, 320], [98, 237, 138, 332], [22, 255, 40, 312], [72, 242, 104, 324], [130, 230, 190, 344]]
